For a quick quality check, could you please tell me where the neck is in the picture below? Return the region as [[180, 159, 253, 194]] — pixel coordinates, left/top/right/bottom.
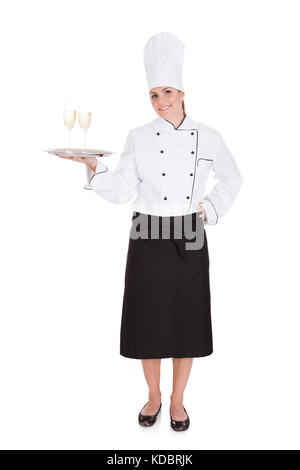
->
[[162, 111, 186, 130]]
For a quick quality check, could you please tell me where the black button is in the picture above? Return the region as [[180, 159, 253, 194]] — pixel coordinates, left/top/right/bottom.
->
[[191, 132, 194, 135], [186, 196, 190, 199], [157, 132, 160, 135], [164, 196, 167, 200], [190, 173, 193, 176], [191, 151, 195, 154], [162, 173, 166, 176], [160, 150, 164, 153]]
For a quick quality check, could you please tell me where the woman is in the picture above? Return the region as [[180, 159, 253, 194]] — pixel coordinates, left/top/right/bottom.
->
[[58, 32, 243, 432]]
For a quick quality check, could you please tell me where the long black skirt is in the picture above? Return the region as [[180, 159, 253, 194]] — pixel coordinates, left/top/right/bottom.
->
[[120, 211, 213, 359]]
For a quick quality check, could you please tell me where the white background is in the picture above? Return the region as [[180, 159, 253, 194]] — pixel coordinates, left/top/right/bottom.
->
[[1, 0, 299, 450]]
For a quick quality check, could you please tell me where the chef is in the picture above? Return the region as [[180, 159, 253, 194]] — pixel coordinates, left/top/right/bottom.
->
[[58, 32, 243, 431]]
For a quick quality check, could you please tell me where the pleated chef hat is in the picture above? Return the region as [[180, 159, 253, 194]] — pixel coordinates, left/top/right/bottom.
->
[[143, 32, 185, 92]]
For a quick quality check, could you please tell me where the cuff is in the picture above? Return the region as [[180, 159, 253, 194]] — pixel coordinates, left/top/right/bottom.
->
[[88, 159, 108, 185], [202, 198, 218, 225]]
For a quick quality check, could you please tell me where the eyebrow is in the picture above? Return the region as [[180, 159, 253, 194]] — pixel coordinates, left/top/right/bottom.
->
[[150, 87, 171, 95]]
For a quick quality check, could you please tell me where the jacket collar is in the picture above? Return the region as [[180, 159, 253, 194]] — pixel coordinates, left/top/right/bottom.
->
[[154, 114, 197, 132]]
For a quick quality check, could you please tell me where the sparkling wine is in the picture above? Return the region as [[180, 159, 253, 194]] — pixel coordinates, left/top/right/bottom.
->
[[63, 110, 76, 130], [78, 111, 92, 129]]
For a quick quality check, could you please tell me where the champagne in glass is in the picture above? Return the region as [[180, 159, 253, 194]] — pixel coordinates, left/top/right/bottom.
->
[[78, 111, 92, 148], [63, 110, 76, 148]]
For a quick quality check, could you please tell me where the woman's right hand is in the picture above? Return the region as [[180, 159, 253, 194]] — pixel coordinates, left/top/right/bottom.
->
[[56, 154, 98, 172]]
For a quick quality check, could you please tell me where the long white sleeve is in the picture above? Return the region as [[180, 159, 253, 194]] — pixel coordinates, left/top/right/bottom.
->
[[201, 133, 243, 225], [88, 131, 141, 204]]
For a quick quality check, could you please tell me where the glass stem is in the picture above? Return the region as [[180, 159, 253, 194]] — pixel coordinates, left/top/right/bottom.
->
[[83, 129, 87, 149], [68, 130, 71, 149]]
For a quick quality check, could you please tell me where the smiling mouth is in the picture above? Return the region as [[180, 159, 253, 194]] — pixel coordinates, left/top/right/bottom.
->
[[159, 105, 171, 111]]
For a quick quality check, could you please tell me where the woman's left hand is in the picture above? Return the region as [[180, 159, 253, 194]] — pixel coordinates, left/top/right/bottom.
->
[[196, 201, 207, 221]]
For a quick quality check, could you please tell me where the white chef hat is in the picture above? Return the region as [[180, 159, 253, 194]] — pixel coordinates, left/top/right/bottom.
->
[[143, 32, 185, 92]]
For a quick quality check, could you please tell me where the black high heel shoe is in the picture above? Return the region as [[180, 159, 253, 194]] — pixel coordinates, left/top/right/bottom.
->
[[170, 405, 190, 431], [138, 401, 162, 427]]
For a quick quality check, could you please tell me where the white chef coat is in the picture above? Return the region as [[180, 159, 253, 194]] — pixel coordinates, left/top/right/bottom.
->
[[87, 115, 243, 225]]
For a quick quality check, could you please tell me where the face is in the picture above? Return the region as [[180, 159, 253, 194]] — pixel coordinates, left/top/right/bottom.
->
[[149, 86, 185, 120]]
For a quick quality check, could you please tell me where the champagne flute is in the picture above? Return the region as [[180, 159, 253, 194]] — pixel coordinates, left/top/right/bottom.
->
[[78, 111, 93, 190], [78, 111, 92, 148], [63, 109, 76, 148]]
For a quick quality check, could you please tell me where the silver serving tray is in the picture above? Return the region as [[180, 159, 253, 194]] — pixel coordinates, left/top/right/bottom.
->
[[44, 148, 114, 157]]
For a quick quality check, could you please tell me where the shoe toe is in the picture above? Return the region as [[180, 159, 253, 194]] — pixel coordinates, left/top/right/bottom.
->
[[171, 419, 190, 431], [139, 414, 157, 426]]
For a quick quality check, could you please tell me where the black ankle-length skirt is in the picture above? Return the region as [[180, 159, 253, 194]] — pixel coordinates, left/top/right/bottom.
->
[[120, 211, 213, 359]]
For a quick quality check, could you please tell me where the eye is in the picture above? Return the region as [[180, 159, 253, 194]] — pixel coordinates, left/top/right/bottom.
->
[[165, 89, 172, 94], [151, 94, 158, 99]]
